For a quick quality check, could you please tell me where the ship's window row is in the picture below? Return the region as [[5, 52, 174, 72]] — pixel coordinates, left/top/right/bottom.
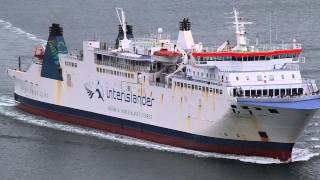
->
[[96, 67, 134, 79], [65, 61, 77, 68], [233, 88, 304, 97], [186, 68, 218, 79], [174, 81, 223, 94], [195, 54, 298, 62], [95, 54, 149, 66], [235, 74, 296, 81]]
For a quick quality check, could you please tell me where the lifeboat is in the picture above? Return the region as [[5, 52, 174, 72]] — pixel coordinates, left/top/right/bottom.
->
[[152, 48, 182, 63]]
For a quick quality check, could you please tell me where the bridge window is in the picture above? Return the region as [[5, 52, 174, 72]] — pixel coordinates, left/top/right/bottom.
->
[[248, 56, 254, 61], [259, 56, 266, 61], [280, 54, 287, 59]]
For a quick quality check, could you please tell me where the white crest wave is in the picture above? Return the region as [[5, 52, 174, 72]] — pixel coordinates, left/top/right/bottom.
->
[[0, 19, 46, 44]]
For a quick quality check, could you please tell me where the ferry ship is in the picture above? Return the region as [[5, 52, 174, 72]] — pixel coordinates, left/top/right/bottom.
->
[[7, 8, 320, 161]]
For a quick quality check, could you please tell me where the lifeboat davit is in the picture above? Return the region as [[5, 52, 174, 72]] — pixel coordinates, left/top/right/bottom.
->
[[152, 48, 182, 63]]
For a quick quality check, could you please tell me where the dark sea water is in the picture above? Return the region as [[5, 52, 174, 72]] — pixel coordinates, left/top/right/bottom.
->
[[1, 0, 320, 179]]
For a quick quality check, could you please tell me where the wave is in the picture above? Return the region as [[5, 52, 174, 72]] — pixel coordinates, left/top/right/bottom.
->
[[0, 94, 319, 164], [0, 19, 46, 44]]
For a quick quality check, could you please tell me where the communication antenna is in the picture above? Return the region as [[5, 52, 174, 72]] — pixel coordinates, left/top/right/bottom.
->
[[269, 12, 272, 45]]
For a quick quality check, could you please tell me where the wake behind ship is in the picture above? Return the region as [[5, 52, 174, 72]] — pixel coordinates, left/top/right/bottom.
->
[[7, 8, 320, 161]]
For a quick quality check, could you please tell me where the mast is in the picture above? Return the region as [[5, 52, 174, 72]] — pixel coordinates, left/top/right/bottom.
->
[[115, 8, 131, 50], [232, 8, 252, 52]]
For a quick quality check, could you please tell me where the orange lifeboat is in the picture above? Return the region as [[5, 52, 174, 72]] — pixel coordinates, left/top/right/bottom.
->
[[153, 48, 182, 57], [152, 48, 182, 63]]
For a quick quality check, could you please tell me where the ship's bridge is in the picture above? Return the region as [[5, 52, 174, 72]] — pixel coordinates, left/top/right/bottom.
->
[[191, 44, 304, 72]]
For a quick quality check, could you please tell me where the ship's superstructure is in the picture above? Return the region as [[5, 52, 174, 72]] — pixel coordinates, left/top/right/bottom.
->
[[7, 8, 320, 161]]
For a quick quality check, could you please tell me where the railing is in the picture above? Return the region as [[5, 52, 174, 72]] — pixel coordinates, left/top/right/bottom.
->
[[201, 43, 302, 53], [97, 62, 152, 73]]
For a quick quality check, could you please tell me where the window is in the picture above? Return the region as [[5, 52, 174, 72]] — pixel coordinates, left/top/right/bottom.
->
[[268, 89, 274, 96], [242, 106, 249, 109], [257, 90, 262, 96], [245, 90, 250, 96], [281, 75, 285, 79], [263, 89, 268, 96], [251, 90, 256, 96], [286, 89, 291, 96], [292, 74, 295, 79], [292, 88, 297, 95], [268, 75, 274, 81], [236, 76, 239, 81], [257, 75, 263, 81], [275, 89, 279, 96], [246, 76, 250, 80]]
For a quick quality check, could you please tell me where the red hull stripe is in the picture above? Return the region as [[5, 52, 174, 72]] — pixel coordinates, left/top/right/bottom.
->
[[14, 94, 293, 161], [192, 49, 303, 57]]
